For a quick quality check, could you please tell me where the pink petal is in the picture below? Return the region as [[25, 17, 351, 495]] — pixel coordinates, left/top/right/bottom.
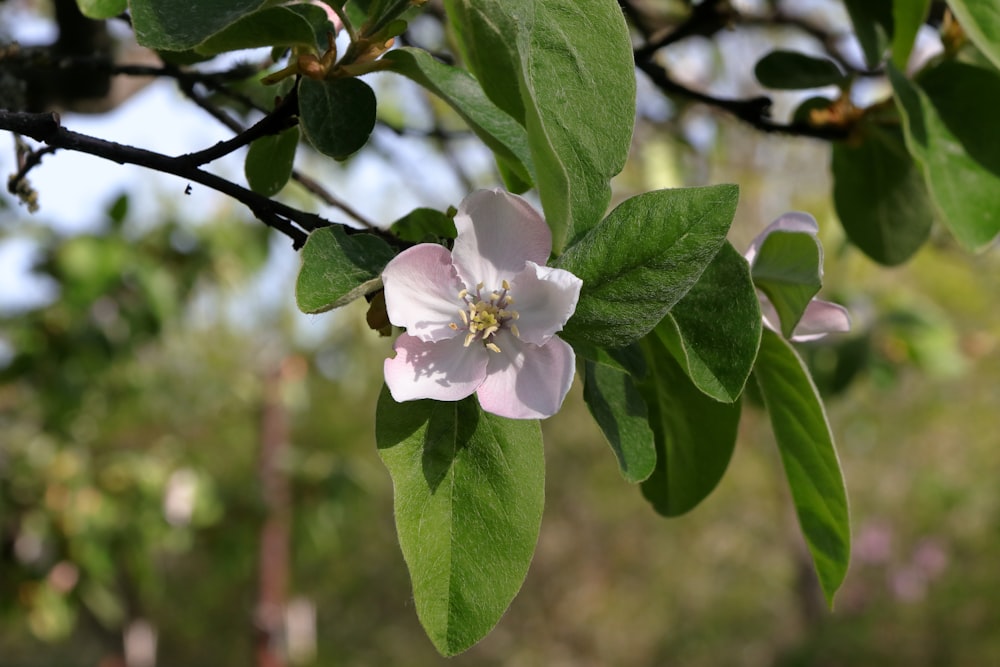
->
[[744, 212, 819, 266], [382, 243, 466, 342], [508, 262, 582, 345], [384, 333, 489, 402], [791, 299, 851, 342], [451, 189, 552, 291], [476, 333, 575, 419]]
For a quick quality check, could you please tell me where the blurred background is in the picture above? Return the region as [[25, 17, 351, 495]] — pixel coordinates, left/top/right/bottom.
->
[[2, 0, 999, 665]]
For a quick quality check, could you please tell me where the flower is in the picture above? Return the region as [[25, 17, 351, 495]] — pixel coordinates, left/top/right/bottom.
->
[[745, 212, 851, 342], [381, 189, 583, 419]]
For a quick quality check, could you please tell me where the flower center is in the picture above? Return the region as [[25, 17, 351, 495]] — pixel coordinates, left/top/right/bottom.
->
[[449, 280, 520, 353]]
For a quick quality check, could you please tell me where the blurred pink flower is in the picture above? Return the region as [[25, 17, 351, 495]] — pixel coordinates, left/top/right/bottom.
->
[[382, 189, 582, 419], [745, 212, 851, 342]]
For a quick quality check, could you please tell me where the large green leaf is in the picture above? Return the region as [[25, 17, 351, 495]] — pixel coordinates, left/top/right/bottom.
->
[[753, 328, 850, 606], [298, 77, 377, 161], [195, 4, 329, 56], [832, 123, 933, 265], [754, 51, 846, 90], [77, 0, 126, 19], [750, 230, 822, 339], [375, 389, 544, 656], [245, 127, 299, 197], [295, 226, 396, 313], [443, 0, 636, 252], [383, 47, 535, 188], [889, 62, 1000, 249], [129, 0, 268, 51], [638, 331, 742, 517], [947, 0, 1000, 72], [556, 185, 738, 348], [582, 361, 656, 483], [658, 242, 761, 403]]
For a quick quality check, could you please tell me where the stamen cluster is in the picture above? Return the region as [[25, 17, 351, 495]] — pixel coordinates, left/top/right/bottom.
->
[[450, 280, 520, 353]]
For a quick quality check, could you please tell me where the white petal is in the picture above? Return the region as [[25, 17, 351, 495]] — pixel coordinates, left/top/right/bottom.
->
[[745, 211, 819, 266], [791, 299, 851, 342], [475, 333, 575, 419], [451, 189, 552, 291], [508, 262, 582, 345], [382, 243, 466, 342], [384, 333, 489, 402]]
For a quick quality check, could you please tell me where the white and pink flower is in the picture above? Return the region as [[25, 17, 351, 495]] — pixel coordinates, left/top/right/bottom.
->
[[745, 212, 851, 342], [382, 189, 582, 419]]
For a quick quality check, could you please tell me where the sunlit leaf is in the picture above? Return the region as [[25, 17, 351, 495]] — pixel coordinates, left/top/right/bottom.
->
[[753, 328, 851, 606], [659, 242, 761, 403], [443, 0, 635, 252], [556, 185, 738, 348], [375, 389, 543, 656], [129, 0, 268, 51], [749, 231, 822, 339], [889, 62, 1000, 249], [295, 226, 395, 313]]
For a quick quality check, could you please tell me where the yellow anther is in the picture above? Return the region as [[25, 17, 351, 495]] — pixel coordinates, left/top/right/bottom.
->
[[502, 279, 510, 290], [476, 282, 484, 291], [491, 291, 501, 300], [458, 309, 468, 325], [486, 342, 502, 353], [458, 288, 468, 299], [449, 322, 459, 330], [464, 333, 476, 347], [510, 324, 520, 338]]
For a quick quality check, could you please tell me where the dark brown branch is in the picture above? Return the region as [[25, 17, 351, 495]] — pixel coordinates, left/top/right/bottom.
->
[[623, 0, 851, 141], [2, 109, 317, 248]]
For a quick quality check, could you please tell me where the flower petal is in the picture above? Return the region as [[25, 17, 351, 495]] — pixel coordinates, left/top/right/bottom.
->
[[508, 262, 582, 346], [384, 333, 489, 402], [745, 211, 819, 266], [791, 299, 852, 342], [476, 333, 575, 419], [451, 189, 552, 291], [382, 243, 466, 342]]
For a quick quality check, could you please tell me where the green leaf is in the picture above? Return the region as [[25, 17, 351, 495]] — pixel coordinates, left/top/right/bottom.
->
[[891, 0, 931, 69], [843, 0, 893, 68], [582, 361, 656, 483], [832, 123, 933, 265], [658, 242, 761, 403], [298, 77, 377, 161], [375, 389, 544, 656], [754, 50, 846, 89], [556, 185, 738, 348], [195, 4, 330, 56], [245, 127, 299, 197], [388, 207, 457, 243], [750, 231, 822, 339], [77, 0, 126, 19], [752, 328, 850, 606], [129, 0, 268, 51], [947, 0, 1000, 72], [295, 226, 396, 313], [443, 0, 636, 252], [638, 331, 741, 517], [889, 62, 1000, 249], [384, 47, 535, 187]]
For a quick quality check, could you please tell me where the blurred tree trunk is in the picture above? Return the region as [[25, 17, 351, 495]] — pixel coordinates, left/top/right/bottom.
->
[[255, 362, 292, 667]]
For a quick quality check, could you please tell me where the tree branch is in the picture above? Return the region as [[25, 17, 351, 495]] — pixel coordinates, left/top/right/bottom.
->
[[2, 110, 317, 247], [623, 0, 852, 141]]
